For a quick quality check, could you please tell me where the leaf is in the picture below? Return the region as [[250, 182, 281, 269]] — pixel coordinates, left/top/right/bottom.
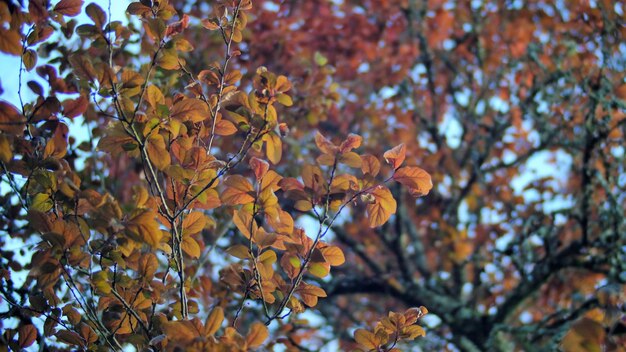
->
[[321, 246, 345, 266], [339, 133, 362, 153], [246, 322, 269, 348], [204, 306, 224, 337], [0, 30, 22, 56], [308, 262, 330, 278], [0, 101, 25, 135], [55, 330, 85, 346], [393, 166, 433, 197], [401, 325, 426, 340], [62, 95, 88, 118], [249, 157, 269, 181], [0, 134, 12, 162], [226, 244, 250, 259], [126, 210, 162, 247], [232, 209, 255, 240], [221, 175, 254, 205], [170, 98, 207, 122], [181, 236, 201, 258], [23, 49, 37, 71], [315, 131, 337, 155], [264, 132, 282, 164], [182, 212, 206, 235], [214, 119, 237, 136], [354, 329, 379, 350], [146, 134, 171, 170], [85, 3, 106, 28], [18, 324, 37, 348], [31, 193, 53, 212], [366, 186, 397, 228], [54, 0, 84, 16], [145, 85, 165, 109], [383, 144, 406, 170]]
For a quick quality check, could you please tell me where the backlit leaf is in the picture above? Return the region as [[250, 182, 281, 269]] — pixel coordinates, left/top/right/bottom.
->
[[393, 166, 433, 197], [383, 144, 406, 170], [54, 0, 83, 16], [366, 186, 397, 228]]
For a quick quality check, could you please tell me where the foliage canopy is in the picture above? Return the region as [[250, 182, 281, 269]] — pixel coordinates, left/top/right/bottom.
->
[[0, 0, 625, 351]]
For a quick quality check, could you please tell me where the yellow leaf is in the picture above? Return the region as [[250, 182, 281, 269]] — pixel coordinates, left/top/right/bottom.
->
[[31, 193, 53, 212], [0, 134, 12, 162], [204, 306, 224, 337], [226, 244, 250, 259], [308, 262, 330, 278], [264, 132, 282, 164], [246, 322, 268, 348]]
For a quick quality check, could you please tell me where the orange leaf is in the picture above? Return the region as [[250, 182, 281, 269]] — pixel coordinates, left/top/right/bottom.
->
[[393, 166, 433, 197], [339, 133, 362, 153], [146, 134, 171, 170], [232, 209, 256, 240], [383, 144, 406, 170], [214, 119, 237, 136], [321, 246, 345, 266], [246, 322, 269, 348], [54, 0, 84, 16], [221, 175, 254, 205], [354, 329, 379, 350], [366, 186, 397, 228], [315, 131, 337, 155], [204, 306, 224, 337], [181, 236, 201, 258], [182, 212, 206, 235]]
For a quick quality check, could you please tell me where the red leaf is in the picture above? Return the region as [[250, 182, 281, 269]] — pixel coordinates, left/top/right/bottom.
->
[[339, 133, 362, 153], [250, 157, 269, 181]]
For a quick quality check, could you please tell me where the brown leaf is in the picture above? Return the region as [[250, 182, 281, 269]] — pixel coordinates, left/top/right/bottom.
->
[[18, 324, 37, 348], [54, 0, 84, 17], [0, 29, 22, 56], [62, 95, 88, 118]]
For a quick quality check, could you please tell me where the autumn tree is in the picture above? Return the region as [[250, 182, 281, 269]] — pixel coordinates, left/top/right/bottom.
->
[[1, 0, 625, 351]]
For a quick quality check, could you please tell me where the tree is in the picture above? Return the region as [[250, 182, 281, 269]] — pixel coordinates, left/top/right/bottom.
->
[[0, 0, 624, 351]]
